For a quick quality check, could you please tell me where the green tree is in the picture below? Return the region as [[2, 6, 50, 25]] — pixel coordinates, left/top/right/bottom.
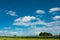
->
[[58, 34, 60, 36], [39, 32, 52, 36], [14, 35, 16, 37]]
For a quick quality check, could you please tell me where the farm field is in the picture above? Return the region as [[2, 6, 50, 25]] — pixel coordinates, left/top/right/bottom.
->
[[0, 37, 60, 40]]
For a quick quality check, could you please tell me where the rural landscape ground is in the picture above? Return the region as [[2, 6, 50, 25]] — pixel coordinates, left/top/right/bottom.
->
[[0, 37, 60, 40], [0, 38, 60, 40]]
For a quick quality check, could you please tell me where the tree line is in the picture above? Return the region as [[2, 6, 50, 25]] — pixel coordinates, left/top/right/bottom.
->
[[39, 32, 60, 37]]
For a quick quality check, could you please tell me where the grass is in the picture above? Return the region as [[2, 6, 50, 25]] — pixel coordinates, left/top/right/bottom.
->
[[0, 36, 60, 40]]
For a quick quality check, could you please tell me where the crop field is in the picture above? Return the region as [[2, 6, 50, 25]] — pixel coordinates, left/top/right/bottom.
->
[[0, 37, 60, 40]]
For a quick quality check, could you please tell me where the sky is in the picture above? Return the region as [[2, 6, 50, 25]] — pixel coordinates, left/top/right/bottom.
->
[[0, 0, 60, 36]]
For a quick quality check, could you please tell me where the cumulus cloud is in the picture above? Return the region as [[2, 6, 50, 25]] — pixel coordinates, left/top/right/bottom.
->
[[0, 30, 35, 36], [10, 32, 18, 35], [13, 16, 36, 26], [0, 17, 60, 36], [36, 10, 45, 14], [14, 16, 36, 22], [12, 16, 48, 36], [13, 16, 46, 26], [49, 7, 60, 13], [53, 16, 60, 20], [6, 11, 18, 16], [0, 30, 19, 36], [12, 15, 60, 36], [35, 21, 60, 35], [35, 27, 60, 35]]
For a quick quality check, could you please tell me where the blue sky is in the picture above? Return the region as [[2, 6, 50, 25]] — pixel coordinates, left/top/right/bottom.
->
[[0, 0, 60, 36]]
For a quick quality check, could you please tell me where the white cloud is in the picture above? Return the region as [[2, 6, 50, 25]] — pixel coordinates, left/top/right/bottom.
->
[[13, 16, 34, 26], [0, 30, 21, 36], [14, 16, 36, 22], [10, 32, 18, 35], [0, 30, 35, 36], [49, 7, 60, 13], [35, 21, 60, 35], [12, 16, 60, 36], [53, 16, 60, 20], [15, 28, 21, 30], [13, 16, 36, 26], [13, 16, 46, 26], [35, 27, 60, 35], [0, 19, 60, 36], [6, 11, 18, 16], [36, 10, 45, 14]]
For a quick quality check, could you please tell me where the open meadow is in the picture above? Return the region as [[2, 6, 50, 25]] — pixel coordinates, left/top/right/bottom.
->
[[0, 37, 60, 40]]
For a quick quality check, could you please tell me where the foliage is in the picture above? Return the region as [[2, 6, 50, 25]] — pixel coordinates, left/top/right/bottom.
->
[[39, 32, 52, 36]]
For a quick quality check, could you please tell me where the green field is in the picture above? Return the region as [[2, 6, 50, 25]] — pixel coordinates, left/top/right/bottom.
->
[[0, 37, 60, 40]]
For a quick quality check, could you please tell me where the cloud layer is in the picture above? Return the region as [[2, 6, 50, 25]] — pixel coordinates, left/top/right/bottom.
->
[[49, 7, 60, 13], [6, 11, 18, 16], [36, 10, 45, 14], [0, 7, 60, 36], [53, 16, 60, 20]]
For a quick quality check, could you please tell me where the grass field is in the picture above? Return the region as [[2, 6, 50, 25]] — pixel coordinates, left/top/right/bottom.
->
[[0, 37, 60, 40]]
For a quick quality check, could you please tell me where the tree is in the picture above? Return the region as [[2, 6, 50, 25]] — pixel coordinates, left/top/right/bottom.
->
[[58, 34, 60, 36], [39, 32, 52, 36], [14, 35, 16, 37]]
